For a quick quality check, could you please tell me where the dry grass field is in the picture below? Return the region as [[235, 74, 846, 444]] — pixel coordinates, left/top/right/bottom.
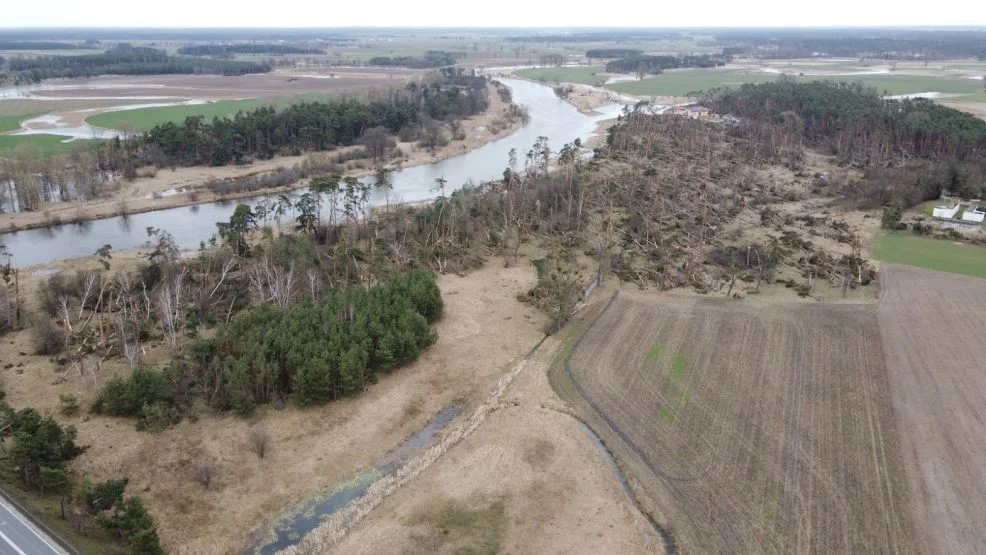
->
[[556, 291, 914, 554], [879, 264, 986, 555]]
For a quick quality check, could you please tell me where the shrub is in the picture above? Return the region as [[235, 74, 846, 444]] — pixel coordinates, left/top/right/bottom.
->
[[59, 394, 80, 417], [91, 368, 180, 430], [32, 316, 66, 355]]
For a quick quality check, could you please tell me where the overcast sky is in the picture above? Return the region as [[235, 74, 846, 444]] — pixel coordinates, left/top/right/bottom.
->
[[2, 0, 983, 28]]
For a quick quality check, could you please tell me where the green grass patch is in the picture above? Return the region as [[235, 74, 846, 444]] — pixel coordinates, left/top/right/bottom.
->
[[605, 70, 985, 98], [86, 98, 272, 132], [873, 233, 986, 279], [670, 356, 686, 381], [86, 93, 336, 132], [0, 134, 105, 156], [0, 114, 39, 134], [514, 67, 608, 86], [411, 497, 507, 555], [644, 342, 664, 363]]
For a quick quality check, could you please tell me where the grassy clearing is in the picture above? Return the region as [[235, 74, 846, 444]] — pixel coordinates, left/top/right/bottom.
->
[[513, 67, 608, 86], [410, 497, 507, 555], [86, 98, 273, 132], [86, 93, 337, 132], [605, 71, 778, 96], [605, 70, 985, 97], [0, 134, 104, 156], [0, 114, 38, 134], [873, 233, 986, 279]]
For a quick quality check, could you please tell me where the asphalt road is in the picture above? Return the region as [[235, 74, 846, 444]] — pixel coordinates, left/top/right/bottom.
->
[[0, 497, 66, 555]]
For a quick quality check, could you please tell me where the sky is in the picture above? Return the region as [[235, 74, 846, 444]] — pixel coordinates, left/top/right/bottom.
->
[[3, 0, 985, 28]]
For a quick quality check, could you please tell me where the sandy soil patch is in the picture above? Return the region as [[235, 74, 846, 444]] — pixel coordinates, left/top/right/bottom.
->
[[331, 333, 662, 555], [879, 264, 986, 555], [0, 84, 525, 233]]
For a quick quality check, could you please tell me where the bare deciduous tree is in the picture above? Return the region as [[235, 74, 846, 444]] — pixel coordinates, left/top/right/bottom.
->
[[248, 428, 271, 459], [194, 464, 219, 489], [155, 266, 188, 352]]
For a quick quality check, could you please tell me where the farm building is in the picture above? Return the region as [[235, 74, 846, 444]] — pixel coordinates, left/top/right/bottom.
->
[[962, 207, 985, 223], [932, 203, 961, 219], [932, 200, 985, 223], [670, 105, 713, 119]]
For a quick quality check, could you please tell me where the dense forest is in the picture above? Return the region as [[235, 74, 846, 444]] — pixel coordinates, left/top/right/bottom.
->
[[367, 50, 461, 68], [177, 43, 324, 56], [705, 80, 986, 203], [605, 53, 730, 75], [141, 69, 490, 166], [716, 29, 986, 60], [3, 44, 271, 84], [201, 270, 442, 413], [585, 48, 644, 58]]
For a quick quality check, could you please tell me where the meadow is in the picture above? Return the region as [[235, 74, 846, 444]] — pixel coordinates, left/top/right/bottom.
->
[[873, 233, 986, 279], [513, 67, 609, 86], [604, 69, 986, 98]]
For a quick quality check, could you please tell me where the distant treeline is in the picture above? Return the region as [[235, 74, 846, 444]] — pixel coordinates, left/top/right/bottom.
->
[[177, 44, 325, 56], [0, 41, 86, 50], [705, 80, 986, 204], [586, 48, 643, 59], [606, 53, 729, 74], [506, 31, 679, 43], [716, 30, 986, 60], [5, 44, 271, 84], [142, 68, 489, 166], [367, 50, 461, 68]]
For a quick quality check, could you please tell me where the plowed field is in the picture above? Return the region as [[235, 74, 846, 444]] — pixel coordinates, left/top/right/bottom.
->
[[879, 264, 986, 555], [557, 292, 913, 554]]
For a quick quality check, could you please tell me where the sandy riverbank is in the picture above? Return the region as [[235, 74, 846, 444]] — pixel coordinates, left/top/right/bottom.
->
[[0, 84, 525, 233]]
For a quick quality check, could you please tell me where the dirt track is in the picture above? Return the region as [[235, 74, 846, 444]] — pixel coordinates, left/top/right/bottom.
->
[[557, 291, 913, 554], [879, 264, 986, 555]]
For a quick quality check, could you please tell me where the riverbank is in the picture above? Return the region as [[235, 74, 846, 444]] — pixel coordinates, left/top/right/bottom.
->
[[0, 83, 525, 233]]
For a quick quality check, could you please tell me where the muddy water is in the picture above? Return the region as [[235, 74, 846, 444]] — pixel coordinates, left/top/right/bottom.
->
[[1, 78, 626, 267], [246, 405, 463, 554]]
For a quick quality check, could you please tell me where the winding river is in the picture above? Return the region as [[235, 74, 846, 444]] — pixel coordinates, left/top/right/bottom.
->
[[1, 78, 625, 267]]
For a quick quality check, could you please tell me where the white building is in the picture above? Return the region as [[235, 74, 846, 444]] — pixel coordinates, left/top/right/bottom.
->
[[932, 203, 961, 219], [961, 208, 985, 224]]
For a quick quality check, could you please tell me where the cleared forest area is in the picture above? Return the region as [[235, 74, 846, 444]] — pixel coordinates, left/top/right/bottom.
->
[[556, 291, 913, 554]]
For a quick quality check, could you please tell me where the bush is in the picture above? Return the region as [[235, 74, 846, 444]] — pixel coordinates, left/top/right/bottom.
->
[[96, 496, 165, 555], [91, 368, 181, 430], [59, 394, 80, 417], [32, 316, 65, 355]]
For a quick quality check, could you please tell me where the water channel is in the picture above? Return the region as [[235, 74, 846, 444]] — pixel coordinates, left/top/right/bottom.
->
[[1, 78, 627, 267]]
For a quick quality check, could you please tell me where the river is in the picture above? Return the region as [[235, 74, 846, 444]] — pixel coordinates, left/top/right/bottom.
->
[[0, 78, 626, 267]]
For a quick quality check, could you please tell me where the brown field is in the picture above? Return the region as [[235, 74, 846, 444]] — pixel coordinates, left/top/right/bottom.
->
[[16, 68, 414, 101], [879, 264, 986, 555], [556, 291, 914, 554]]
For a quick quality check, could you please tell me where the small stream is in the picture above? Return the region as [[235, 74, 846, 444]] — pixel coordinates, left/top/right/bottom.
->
[[246, 405, 463, 554]]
